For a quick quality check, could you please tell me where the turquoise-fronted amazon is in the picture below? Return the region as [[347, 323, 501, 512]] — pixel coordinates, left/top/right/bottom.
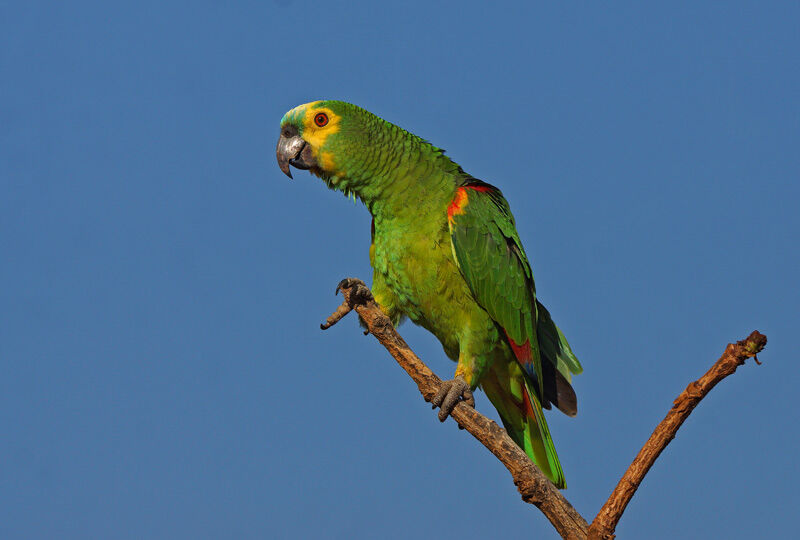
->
[[276, 101, 582, 488]]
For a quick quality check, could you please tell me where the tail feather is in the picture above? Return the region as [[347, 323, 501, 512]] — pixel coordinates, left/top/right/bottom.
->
[[536, 300, 582, 416], [536, 300, 582, 379], [482, 361, 566, 489]]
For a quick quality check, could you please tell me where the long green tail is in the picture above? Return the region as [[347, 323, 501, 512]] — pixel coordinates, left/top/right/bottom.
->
[[482, 360, 566, 489]]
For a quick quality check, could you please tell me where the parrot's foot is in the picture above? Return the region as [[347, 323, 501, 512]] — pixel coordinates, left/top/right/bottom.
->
[[336, 277, 373, 304], [430, 376, 475, 422], [322, 278, 375, 330]]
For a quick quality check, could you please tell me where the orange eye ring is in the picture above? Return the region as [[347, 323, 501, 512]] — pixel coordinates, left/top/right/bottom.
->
[[314, 113, 329, 127]]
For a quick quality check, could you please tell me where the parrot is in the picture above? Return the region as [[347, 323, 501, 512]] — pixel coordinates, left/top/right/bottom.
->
[[276, 100, 582, 488]]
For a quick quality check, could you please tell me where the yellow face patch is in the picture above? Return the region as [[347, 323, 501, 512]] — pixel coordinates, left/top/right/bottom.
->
[[319, 151, 336, 170], [300, 104, 341, 150], [281, 101, 341, 172]]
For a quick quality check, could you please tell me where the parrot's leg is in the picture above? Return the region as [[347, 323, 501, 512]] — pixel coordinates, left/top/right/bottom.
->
[[369, 271, 405, 327], [431, 376, 475, 421], [430, 331, 495, 421]]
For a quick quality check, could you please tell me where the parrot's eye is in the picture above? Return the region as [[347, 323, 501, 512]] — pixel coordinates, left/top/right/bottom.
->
[[314, 113, 329, 127]]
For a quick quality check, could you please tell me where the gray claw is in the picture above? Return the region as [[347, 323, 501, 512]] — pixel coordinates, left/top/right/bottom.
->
[[335, 278, 349, 295], [335, 277, 373, 304], [431, 376, 475, 422]]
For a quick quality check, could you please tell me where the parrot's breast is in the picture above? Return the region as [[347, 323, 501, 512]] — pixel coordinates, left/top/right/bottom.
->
[[370, 213, 493, 361]]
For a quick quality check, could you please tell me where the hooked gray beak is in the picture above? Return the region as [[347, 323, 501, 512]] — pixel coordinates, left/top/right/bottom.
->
[[276, 125, 317, 179]]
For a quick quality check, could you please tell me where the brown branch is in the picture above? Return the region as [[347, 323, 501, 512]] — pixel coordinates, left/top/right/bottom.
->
[[587, 330, 767, 540], [322, 279, 589, 539], [321, 278, 766, 539]]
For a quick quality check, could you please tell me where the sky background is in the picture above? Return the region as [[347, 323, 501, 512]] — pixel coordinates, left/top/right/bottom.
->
[[2, 2, 798, 539]]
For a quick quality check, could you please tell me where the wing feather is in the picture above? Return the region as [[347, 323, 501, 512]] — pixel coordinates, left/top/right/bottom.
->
[[448, 181, 543, 397]]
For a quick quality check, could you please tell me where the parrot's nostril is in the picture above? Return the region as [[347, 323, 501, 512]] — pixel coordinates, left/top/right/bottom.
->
[[281, 124, 299, 139]]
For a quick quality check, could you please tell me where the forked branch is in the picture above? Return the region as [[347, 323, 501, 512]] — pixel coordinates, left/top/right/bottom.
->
[[321, 278, 766, 539]]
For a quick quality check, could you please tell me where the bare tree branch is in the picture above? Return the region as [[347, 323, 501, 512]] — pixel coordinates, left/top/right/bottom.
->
[[587, 330, 767, 539], [321, 278, 766, 539]]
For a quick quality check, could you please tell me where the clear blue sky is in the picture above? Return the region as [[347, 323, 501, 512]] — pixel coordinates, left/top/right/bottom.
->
[[2, 2, 798, 538]]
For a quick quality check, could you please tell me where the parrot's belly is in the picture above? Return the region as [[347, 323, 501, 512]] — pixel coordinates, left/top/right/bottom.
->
[[372, 226, 496, 361]]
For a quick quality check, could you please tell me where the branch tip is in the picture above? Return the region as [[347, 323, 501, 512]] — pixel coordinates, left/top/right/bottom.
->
[[740, 330, 767, 358], [320, 299, 353, 330]]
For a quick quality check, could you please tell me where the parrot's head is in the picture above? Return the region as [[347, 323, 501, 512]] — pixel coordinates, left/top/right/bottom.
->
[[277, 100, 454, 199], [276, 100, 364, 181]]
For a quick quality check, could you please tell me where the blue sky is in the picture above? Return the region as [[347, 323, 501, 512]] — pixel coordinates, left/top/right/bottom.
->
[[2, 2, 798, 538]]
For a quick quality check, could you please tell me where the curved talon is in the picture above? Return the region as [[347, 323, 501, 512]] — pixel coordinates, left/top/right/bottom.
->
[[336, 278, 359, 295], [324, 278, 375, 331], [431, 376, 474, 422], [335, 278, 349, 295], [336, 277, 373, 305]]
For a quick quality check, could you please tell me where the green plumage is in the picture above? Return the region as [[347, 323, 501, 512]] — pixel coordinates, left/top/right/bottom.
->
[[279, 100, 582, 488]]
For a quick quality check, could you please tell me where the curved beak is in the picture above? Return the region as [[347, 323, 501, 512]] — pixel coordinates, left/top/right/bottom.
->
[[276, 125, 317, 179]]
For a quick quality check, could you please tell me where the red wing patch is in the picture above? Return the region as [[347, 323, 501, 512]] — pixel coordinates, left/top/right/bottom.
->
[[447, 184, 496, 224], [464, 184, 493, 193], [447, 187, 469, 223], [504, 329, 532, 363]]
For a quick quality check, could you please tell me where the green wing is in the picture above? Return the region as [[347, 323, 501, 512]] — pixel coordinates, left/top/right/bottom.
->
[[447, 181, 544, 393], [447, 180, 582, 411]]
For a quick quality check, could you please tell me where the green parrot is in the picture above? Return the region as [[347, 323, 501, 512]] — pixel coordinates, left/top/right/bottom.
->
[[276, 100, 582, 488]]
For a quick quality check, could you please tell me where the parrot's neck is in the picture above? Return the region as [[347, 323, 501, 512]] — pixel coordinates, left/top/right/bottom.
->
[[323, 139, 462, 223], [363, 164, 457, 222]]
